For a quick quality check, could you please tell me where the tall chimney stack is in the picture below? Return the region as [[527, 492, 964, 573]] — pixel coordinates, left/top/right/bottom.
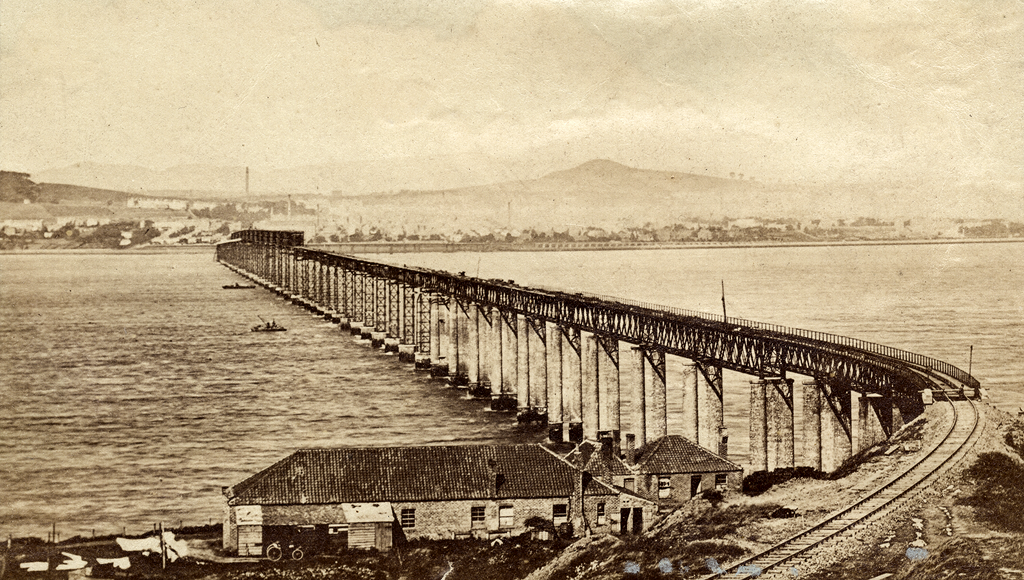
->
[[625, 433, 636, 465], [600, 432, 613, 463]]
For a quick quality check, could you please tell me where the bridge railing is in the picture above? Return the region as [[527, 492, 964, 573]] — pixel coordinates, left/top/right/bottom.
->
[[578, 290, 979, 390]]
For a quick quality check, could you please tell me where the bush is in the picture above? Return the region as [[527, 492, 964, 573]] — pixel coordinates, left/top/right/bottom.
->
[[742, 467, 825, 495], [170, 225, 195, 238], [700, 489, 725, 507], [1004, 422, 1024, 457], [524, 516, 555, 534], [958, 452, 1024, 532]]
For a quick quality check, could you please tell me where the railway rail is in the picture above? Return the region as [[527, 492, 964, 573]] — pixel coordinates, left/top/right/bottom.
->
[[704, 387, 982, 579]]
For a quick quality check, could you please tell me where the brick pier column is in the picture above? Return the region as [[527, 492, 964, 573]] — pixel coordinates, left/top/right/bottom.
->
[[802, 379, 823, 471], [562, 330, 582, 441], [517, 314, 530, 408], [528, 320, 547, 410], [447, 300, 460, 383], [681, 362, 698, 442], [649, 354, 668, 442], [434, 299, 450, 377], [599, 339, 620, 440], [697, 363, 725, 453], [629, 346, 647, 450], [819, 382, 853, 473], [749, 378, 768, 472], [501, 314, 518, 400], [766, 378, 795, 470], [582, 331, 600, 440], [465, 303, 479, 387], [489, 308, 503, 398], [546, 321, 563, 440]]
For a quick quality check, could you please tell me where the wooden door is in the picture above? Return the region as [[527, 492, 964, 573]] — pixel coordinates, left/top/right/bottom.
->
[[237, 525, 262, 556]]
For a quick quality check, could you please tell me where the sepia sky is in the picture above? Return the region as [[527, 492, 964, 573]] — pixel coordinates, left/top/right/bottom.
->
[[1, 0, 1021, 191]]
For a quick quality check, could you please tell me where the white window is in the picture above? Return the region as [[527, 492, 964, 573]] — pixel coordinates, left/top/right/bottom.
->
[[596, 503, 606, 525], [658, 476, 672, 498], [401, 508, 416, 528], [623, 477, 635, 491], [552, 504, 568, 526], [715, 473, 728, 489], [498, 505, 514, 528], [328, 524, 349, 535], [471, 506, 486, 528]]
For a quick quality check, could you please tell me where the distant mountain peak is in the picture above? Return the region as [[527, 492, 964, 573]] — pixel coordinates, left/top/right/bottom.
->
[[576, 159, 633, 171], [547, 159, 635, 178]]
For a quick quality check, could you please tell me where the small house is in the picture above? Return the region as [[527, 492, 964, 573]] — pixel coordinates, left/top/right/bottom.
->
[[565, 434, 743, 509], [631, 435, 743, 505]]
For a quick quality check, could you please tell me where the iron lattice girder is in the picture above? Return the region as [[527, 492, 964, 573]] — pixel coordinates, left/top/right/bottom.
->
[[528, 317, 547, 345], [242, 245, 936, 397], [387, 281, 401, 337], [561, 326, 581, 356], [641, 348, 666, 384], [416, 291, 432, 353], [695, 361, 724, 400], [596, 335, 619, 368]]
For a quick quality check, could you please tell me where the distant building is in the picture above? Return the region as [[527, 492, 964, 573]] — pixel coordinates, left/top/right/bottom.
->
[[127, 197, 188, 211], [223, 443, 656, 556], [0, 202, 50, 232]]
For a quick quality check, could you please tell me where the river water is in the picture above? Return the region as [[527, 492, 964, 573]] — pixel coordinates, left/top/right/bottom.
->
[[1, 242, 1021, 539]]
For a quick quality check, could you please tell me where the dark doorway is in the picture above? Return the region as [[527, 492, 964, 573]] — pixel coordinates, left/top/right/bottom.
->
[[620, 508, 631, 534], [631, 508, 643, 534], [691, 475, 702, 498]]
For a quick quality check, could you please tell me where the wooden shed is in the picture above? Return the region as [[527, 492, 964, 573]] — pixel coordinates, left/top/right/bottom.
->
[[341, 503, 393, 551]]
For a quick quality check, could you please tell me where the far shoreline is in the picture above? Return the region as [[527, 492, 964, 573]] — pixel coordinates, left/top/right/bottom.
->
[[2, 236, 1022, 256]]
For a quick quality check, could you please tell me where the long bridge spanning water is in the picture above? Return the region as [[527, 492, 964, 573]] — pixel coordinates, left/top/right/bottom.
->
[[216, 229, 980, 473]]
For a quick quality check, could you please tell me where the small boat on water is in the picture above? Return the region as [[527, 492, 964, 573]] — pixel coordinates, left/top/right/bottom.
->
[[224, 283, 256, 289], [252, 320, 286, 332]]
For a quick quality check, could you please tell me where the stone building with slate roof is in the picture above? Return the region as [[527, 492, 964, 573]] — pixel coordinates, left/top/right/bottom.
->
[[632, 435, 743, 505], [222, 443, 656, 556], [565, 434, 743, 511]]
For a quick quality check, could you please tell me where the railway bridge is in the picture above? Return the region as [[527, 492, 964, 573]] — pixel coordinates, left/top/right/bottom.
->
[[216, 229, 980, 473]]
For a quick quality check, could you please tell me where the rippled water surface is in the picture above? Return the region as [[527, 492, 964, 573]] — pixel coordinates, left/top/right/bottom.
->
[[2, 243, 1021, 539]]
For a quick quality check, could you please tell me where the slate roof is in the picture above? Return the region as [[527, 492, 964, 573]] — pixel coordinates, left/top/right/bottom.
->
[[633, 435, 742, 474], [563, 441, 633, 477], [227, 444, 615, 506]]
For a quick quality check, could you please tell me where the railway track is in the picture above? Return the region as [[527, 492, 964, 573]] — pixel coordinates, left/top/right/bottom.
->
[[705, 391, 982, 579]]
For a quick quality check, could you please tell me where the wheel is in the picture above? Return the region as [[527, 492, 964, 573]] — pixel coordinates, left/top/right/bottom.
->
[[290, 546, 304, 561], [266, 543, 283, 562]]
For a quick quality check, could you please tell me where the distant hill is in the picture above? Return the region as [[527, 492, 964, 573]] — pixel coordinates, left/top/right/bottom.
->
[[336, 159, 1024, 223], [37, 183, 135, 205], [2, 170, 132, 205], [331, 159, 840, 229], [0, 171, 41, 203]]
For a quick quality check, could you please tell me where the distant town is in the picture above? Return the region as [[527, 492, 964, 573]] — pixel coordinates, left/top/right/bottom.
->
[[2, 168, 1022, 251]]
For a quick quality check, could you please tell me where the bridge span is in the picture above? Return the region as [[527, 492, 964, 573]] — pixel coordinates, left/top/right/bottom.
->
[[216, 229, 980, 473]]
